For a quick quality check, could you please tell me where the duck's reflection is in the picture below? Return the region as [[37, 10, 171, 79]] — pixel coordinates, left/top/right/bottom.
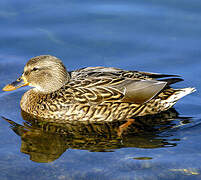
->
[[3, 109, 191, 163]]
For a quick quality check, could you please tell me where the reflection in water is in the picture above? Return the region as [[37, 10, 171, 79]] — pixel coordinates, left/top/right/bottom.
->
[[2, 109, 191, 163]]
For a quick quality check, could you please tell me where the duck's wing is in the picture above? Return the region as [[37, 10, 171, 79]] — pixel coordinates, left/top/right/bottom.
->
[[69, 77, 168, 104], [70, 67, 179, 80], [68, 67, 183, 104]]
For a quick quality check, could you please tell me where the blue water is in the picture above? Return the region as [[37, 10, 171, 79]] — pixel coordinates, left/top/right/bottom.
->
[[0, 0, 201, 179]]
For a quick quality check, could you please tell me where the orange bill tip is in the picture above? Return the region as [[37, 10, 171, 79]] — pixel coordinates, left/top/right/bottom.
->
[[3, 84, 18, 91]]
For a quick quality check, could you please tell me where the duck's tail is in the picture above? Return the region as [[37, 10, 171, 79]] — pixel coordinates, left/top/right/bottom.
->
[[135, 87, 196, 117], [169, 87, 195, 101], [163, 87, 196, 110]]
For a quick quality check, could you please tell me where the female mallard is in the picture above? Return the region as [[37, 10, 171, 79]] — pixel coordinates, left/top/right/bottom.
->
[[3, 55, 195, 123]]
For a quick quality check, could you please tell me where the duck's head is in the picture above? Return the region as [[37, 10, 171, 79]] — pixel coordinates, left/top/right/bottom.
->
[[3, 55, 70, 93]]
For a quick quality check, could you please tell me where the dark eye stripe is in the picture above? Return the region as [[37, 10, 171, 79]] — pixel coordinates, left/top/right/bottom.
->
[[32, 67, 39, 71]]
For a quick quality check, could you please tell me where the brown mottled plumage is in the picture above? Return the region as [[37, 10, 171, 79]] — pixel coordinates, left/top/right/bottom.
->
[[3, 55, 195, 122]]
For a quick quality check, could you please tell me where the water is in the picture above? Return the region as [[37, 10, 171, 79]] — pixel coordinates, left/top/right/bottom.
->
[[0, 0, 201, 179]]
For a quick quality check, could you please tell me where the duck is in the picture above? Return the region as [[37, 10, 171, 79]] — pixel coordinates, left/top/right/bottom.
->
[[3, 55, 195, 125]]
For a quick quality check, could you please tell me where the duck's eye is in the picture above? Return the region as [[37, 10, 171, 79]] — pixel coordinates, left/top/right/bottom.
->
[[32, 67, 39, 71]]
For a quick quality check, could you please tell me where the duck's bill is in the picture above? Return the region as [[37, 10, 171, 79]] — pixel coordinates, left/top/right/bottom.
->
[[3, 77, 29, 91]]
